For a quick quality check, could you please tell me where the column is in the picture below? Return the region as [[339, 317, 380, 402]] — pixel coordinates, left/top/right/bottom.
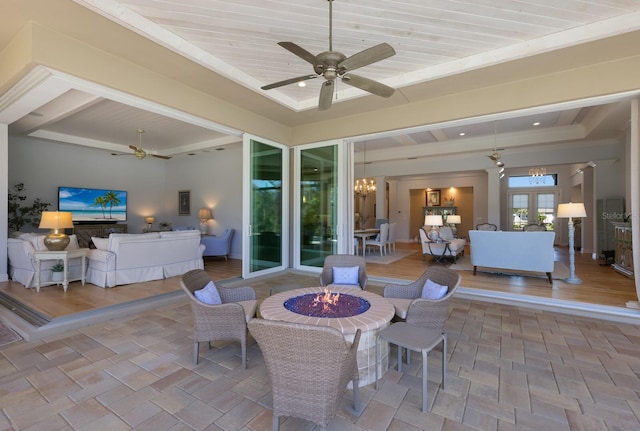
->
[[485, 167, 501, 228]]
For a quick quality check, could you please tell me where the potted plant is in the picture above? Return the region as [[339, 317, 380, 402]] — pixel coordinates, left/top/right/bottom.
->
[[7, 182, 51, 232], [51, 262, 64, 282]]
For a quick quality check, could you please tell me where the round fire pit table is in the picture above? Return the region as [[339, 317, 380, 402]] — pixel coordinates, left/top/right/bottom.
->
[[259, 286, 395, 386]]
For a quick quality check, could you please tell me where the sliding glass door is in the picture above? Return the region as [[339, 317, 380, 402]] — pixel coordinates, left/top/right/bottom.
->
[[294, 140, 349, 270], [242, 135, 289, 278]]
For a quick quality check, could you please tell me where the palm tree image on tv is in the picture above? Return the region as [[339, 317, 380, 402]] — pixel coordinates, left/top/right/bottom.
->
[[93, 191, 121, 219], [58, 187, 127, 222]]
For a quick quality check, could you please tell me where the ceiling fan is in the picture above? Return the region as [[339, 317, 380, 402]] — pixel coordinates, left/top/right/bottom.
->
[[112, 129, 172, 160], [261, 0, 396, 110], [488, 151, 504, 167]]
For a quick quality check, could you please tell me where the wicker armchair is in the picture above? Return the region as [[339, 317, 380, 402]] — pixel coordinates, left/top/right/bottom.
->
[[180, 269, 257, 368], [319, 254, 368, 289], [248, 319, 361, 431], [383, 267, 460, 320]]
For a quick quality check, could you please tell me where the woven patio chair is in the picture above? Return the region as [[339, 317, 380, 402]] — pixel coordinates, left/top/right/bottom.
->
[[319, 254, 368, 289], [383, 266, 460, 321], [180, 269, 257, 368], [248, 319, 361, 431]]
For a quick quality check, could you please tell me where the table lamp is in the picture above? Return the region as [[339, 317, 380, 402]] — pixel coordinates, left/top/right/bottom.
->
[[446, 214, 461, 237], [556, 202, 587, 284], [198, 208, 213, 234], [39, 211, 74, 251], [145, 216, 155, 231], [424, 215, 443, 242]]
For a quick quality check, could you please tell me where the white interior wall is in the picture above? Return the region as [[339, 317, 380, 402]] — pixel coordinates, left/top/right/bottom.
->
[[163, 144, 243, 258]]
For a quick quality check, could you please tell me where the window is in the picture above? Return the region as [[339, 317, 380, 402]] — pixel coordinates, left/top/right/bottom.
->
[[508, 190, 559, 231], [508, 174, 557, 188]]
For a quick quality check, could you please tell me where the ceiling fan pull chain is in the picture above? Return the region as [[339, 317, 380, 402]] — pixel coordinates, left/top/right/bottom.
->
[[328, 0, 333, 52]]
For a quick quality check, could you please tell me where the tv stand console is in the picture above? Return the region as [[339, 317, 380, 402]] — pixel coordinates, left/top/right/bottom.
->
[[74, 223, 128, 248]]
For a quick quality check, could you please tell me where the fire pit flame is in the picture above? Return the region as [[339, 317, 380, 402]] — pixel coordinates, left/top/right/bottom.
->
[[312, 288, 341, 314], [283, 289, 370, 318]]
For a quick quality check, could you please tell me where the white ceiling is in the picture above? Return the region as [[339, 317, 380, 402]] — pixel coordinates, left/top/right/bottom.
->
[[6, 0, 640, 161]]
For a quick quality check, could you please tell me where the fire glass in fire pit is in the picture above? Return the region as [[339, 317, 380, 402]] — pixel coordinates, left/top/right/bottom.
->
[[284, 288, 371, 318]]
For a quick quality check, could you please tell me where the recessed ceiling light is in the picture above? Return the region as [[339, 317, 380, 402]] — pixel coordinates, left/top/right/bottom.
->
[[459, 132, 466, 136], [298, 81, 306, 87], [533, 122, 540, 126]]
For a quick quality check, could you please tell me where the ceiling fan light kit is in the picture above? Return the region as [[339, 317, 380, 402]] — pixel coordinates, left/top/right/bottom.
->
[[113, 129, 172, 160], [261, 0, 396, 110]]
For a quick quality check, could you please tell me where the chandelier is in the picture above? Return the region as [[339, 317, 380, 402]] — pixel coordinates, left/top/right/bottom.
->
[[355, 141, 376, 196], [355, 178, 376, 196], [529, 167, 547, 184]]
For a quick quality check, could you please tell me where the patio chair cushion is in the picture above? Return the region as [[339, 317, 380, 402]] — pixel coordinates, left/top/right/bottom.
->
[[238, 300, 258, 322], [421, 279, 449, 299], [194, 280, 222, 305], [386, 297, 412, 319], [332, 266, 360, 285]]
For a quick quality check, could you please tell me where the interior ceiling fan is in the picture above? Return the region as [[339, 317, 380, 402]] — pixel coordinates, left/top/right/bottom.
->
[[112, 129, 172, 160], [261, 0, 396, 110]]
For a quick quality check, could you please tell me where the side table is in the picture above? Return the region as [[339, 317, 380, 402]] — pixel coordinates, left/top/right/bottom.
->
[[426, 240, 451, 264], [34, 248, 89, 293]]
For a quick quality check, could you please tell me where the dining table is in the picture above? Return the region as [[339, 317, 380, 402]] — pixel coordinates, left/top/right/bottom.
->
[[353, 228, 379, 256]]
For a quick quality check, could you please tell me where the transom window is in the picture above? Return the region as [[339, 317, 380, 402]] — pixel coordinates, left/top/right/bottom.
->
[[508, 174, 557, 188]]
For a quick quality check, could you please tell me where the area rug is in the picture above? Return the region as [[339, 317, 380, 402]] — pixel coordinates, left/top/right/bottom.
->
[[0, 321, 21, 346], [365, 249, 417, 265], [449, 255, 570, 280]]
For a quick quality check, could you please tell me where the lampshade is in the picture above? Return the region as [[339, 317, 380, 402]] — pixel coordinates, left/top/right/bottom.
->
[[198, 208, 213, 220], [39, 211, 73, 251], [39, 211, 73, 229], [447, 215, 461, 224], [424, 215, 443, 226], [557, 202, 587, 218], [145, 216, 155, 224]]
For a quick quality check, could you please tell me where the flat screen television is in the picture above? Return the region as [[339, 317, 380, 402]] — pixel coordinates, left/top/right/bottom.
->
[[58, 186, 127, 224]]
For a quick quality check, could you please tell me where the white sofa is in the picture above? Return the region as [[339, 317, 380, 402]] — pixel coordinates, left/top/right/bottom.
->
[[419, 226, 466, 263], [86, 230, 205, 288], [8, 233, 85, 288], [469, 230, 556, 283]]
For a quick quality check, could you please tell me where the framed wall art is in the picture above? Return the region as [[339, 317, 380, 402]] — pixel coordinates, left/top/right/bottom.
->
[[426, 189, 441, 207], [178, 190, 191, 215]]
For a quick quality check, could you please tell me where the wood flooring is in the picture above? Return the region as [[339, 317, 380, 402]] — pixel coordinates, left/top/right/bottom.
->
[[0, 244, 636, 322]]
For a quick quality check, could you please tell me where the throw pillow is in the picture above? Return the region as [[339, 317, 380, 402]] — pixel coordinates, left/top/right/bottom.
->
[[439, 226, 454, 241], [421, 279, 449, 299], [332, 266, 360, 285], [91, 237, 109, 250], [194, 280, 222, 305]]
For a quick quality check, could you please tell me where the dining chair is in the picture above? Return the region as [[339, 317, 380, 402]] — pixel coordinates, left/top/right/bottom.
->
[[522, 223, 546, 231], [180, 269, 257, 367], [386, 222, 397, 253], [365, 222, 389, 256], [475, 223, 498, 231], [248, 319, 361, 431]]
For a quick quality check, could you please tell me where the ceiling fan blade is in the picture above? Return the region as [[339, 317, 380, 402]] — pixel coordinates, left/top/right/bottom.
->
[[338, 43, 395, 72], [152, 154, 172, 160], [341, 74, 395, 98], [278, 42, 318, 66], [318, 80, 334, 111], [129, 145, 138, 151], [261, 74, 318, 90]]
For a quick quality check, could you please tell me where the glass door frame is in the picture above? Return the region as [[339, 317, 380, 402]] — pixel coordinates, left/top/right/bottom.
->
[[293, 139, 351, 273], [507, 188, 561, 231], [242, 133, 290, 279]]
